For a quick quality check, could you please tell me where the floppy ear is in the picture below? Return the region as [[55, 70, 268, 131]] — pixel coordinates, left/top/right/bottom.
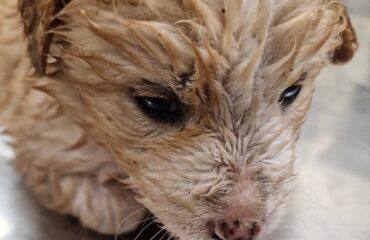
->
[[330, 9, 358, 65], [18, 0, 70, 75]]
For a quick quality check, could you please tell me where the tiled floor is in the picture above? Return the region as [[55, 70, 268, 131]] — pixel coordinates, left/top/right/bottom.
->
[[1, 4, 369, 240]]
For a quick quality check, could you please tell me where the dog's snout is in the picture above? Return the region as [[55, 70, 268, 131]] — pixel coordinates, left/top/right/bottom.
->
[[208, 220, 261, 240]]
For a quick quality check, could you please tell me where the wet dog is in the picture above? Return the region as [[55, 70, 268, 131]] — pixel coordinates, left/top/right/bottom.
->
[[0, 0, 357, 239]]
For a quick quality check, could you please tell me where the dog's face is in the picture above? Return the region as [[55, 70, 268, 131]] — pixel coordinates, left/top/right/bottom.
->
[[20, 0, 357, 239]]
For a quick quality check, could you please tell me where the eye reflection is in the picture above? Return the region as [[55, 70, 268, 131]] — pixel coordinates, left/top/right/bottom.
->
[[137, 97, 177, 112], [135, 96, 185, 124], [279, 85, 302, 107]]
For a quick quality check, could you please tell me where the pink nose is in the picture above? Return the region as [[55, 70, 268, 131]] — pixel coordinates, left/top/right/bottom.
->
[[209, 220, 261, 240]]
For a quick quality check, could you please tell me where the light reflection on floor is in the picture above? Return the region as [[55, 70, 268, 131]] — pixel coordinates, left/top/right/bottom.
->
[[0, 216, 12, 239]]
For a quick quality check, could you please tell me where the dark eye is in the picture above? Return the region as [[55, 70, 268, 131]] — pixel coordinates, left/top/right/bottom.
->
[[279, 85, 302, 107], [136, 96, 184, 123], [137, 97, 176, 112]]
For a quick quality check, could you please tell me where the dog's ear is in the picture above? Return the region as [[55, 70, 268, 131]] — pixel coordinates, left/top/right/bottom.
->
[[330, 9, 358, 65], [18, 0, 69, 75]]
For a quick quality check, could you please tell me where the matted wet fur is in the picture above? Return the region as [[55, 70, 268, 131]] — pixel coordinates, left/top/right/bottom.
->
[[0, 0, 357, 239]]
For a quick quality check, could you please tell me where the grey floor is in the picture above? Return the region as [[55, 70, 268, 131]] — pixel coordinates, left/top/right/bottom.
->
[[0, 3, 369, 240]]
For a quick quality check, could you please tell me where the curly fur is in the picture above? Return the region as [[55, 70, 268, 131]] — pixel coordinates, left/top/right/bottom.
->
[[0, 0, 357, 239]]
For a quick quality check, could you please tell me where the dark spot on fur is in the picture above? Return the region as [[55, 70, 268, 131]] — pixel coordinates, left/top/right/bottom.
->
[[203, 82, 211, 100], [331, 43, 357, 64], [221, 8, 226, 14], [298, 72, 308, 82], [178, 72, 193, 88], [339, 15, 344, 24], [330, 11, 358, 64]]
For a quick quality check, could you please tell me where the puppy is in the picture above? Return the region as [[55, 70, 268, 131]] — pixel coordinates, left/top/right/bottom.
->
[[0, 0, 357, 239]]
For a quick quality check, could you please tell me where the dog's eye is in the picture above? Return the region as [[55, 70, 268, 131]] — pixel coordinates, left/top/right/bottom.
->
[[137, 97, 176, 112], [136, 96, 183, 123], [279, 85, 302, 107]]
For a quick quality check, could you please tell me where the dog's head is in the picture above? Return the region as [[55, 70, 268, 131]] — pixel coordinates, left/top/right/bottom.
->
[[19, 0, 357, 239]]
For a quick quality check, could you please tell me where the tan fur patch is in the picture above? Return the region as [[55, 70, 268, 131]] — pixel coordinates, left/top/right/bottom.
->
[[1, 0, 357, 239]]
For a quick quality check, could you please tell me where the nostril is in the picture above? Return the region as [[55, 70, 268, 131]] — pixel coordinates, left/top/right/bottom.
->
[[233, 220, 241, 228], [207, 220, 224, 240], [212, 232, 223, 240], [250, 222, 260, 237], [248, 222, 262, 240], [208, 220, 261, 240]]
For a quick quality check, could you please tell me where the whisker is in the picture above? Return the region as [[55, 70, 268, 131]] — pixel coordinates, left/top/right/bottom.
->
[[158, 229, 169, 240], [84, 204, 144, 223], [114, 207, 146, 240], [150, 228, 166, 240], [121, 216, 156, 238], [133, 217, 156, 240], [78, 204, 144, 236]]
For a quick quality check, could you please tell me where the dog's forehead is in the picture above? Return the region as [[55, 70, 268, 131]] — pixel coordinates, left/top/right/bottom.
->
[[59, 0, 346, 83], [49, 0, 351, 119]]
